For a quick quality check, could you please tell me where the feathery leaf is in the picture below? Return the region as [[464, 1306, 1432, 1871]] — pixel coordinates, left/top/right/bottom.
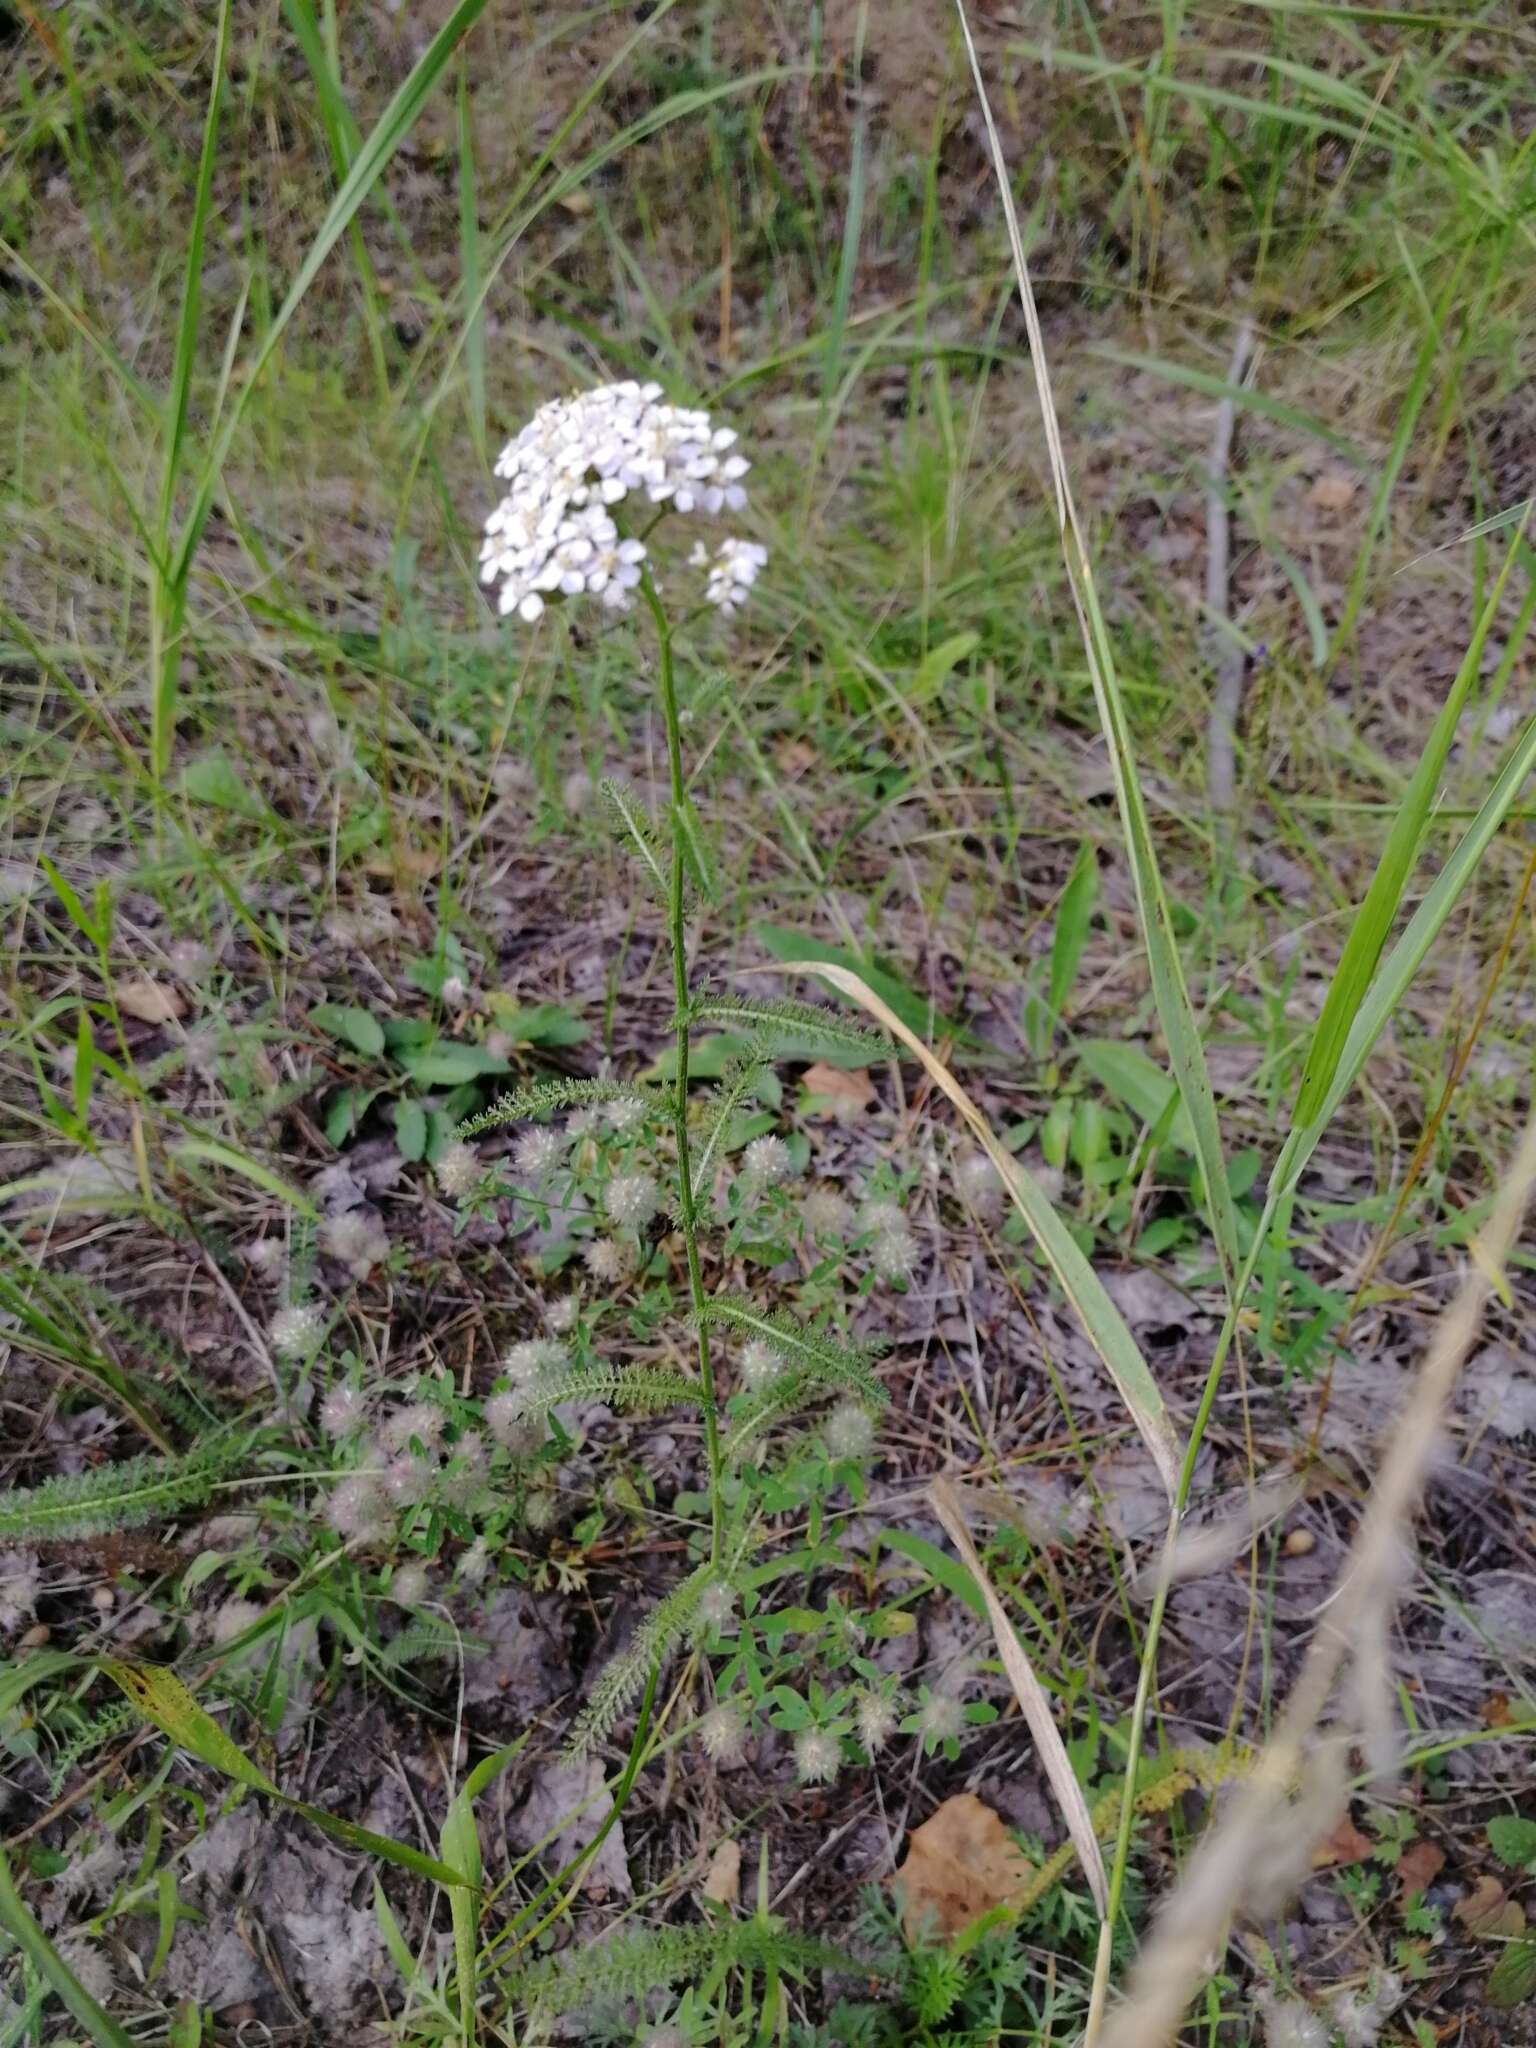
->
[[458, 1076, 662, 1137], [0, 1445, 239, 1544], [508, 1365, 703, 1423], [600, 777, 668, 903], [695, 1297, 888, 1404], [685, 992, 889, 1058], [693, 1047, 774, 1180], [563, 1564, 714, 1759]]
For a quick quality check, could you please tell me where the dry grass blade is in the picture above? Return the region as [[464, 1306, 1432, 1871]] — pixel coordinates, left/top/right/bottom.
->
[[1099, 1110, 1536, 2048], [953, 0, 1239, 1298], [770, 958, 1179, 1494], [930, 1479, 1108, 1918]]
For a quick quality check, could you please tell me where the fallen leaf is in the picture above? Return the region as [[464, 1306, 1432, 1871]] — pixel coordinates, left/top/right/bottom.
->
[[702, 1838, 740, 1907], [1311, 1814, 1375, 1868], [775, 738, 816, 778], [800, 1061, 875, 1123], [116, 976, 187, 1025], [1482, 1690, 1514, 1729], [1455, 1874, 1526, 1941], [1397, 1840, 1445, 1894], [894, 1793, 1034, 1941], [1309, 470, 1356, 512]]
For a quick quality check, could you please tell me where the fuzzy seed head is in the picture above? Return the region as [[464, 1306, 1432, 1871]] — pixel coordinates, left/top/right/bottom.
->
[[696, 1581, 737, 1631], [504, 1338, 567, 1384], [440, 974, 470, 1010], [855, 1688, 901, 1755], [919, 1692, 965, 1746], [212, 1598, 264, 1646], [390, 1562, 430, 1608], [244, 1237, 285, 1274], [433, 1142, 480, 1200], [326, 1476, 392, 1543], [513, 1126, 564, 1179], [381, 1454, 436, 1507], [603, 1094, 647, 1134], [801, 1185, 852, 1238], [698, 1702, 747, 1763], [270, 1302, 325, 1359], [458, 1537, 491, 1588], [546, 1293, 580, 1334], [605, 1169, 660, 1229], [583, 1235, 634, 1283], [794, 1727, 841, 1787], [871, 1224, 917, 1281], [740, 1338, 786, 1393], [742, 1134, 794, 1188], [954, 1147, 1005, 1217], [380, 1402, 445, 1454], [322, 1208, 388, 1277], [825, 1401, 876, 1463], [319, 1384, 366, 1438]]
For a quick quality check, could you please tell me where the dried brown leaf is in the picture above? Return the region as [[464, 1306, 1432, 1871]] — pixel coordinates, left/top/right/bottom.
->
[[1455, 1874, 1526, 1940], [117, 976, 186, 1024], [894, 1793, 1033, 1941], [1310, 1814, 1375, 1868], [702, 1838, 740, 1907], [799, 1061, 875, 1122]]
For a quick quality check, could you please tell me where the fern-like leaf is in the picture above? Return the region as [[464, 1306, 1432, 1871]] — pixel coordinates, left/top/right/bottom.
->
[[47, 1702, 140, 1794], [0, 1444, 239, 1543], [458, 1076, 664, 1138], [377, 1623, 490, 1672], [694, 1298, 888, 1404], [692, 1048, 773, 1180], [563, 1563, 714, 1760], [600, 778, 669, 903], [684, 993, 889, 1058], [512, 1919, 866, 2017], [511, 1366, 702, 1423]]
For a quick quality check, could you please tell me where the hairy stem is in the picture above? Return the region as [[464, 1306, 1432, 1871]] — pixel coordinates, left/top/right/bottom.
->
[[638, 567, 724, 1564]]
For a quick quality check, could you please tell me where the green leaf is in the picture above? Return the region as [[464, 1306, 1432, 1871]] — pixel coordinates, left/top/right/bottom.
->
[[1049, 840, 1098, 1025], [310, 1004, 385, 1058], [483, 997, 588, 1048], [911, 630, 980, 705], [1293, 524, 1530, 1130], [443, 1741, 526, 2044], [171, 1138, 317, 1216], [601, 778, 668, 902], [1488, 1938, 1536, 2009], [0, 1845, 136, 2048], [672, 797, 717, 903], [101, 1662, 475, 1890], [1076, 1040, 1196, 1153], [1488, 1817, 1536, 1874], [394, 1098, 428, 1162], [400, 1044, 513, 1087], [876, 1529, 987, 1623], [180, 754, 270, 820]]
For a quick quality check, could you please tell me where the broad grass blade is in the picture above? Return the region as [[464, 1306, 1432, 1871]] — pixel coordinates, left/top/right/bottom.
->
[[931, 1480, 1108, 1917], [1292, 517, 1530, 1130], [955, 1, 1239, 1299], [775, 959, 1180, 1496], [0, 1847, 135, 2048]]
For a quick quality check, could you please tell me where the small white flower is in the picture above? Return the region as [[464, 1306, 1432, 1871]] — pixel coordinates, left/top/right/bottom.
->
[[605, 1169, 660, 1229], [319, 1385, 366, 1438], [801, 1186, 852, 1237], [703, 535, 768, 617], [918, 1692, 965, 1746], [855, 1688, 901, 1755], [56, 1940, 113, 2005], [270, 1303, 325, 1358], [513, 1126, 564, 1180], [825, 1401, 876, 1463], [546, 1293, 580, 1334], [739, 1338, 785, 1393], [698, 1702, 747, 1763], [696, 1581, 737, 1631], [794, 1727, 841, 1786], [584, 1235, 634, 1284], [433, 1142, 480, 1201], [742, 1134, 794, 1188]]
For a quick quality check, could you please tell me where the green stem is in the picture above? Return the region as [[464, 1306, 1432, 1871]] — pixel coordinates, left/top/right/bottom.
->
[[638, 566, 724, 1565]]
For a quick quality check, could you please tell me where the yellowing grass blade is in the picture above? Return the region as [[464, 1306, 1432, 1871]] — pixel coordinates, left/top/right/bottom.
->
[[931, 1480, 1108, 1917], [954, 0, 1238, 1301], [772, 959, 1180, 1496]]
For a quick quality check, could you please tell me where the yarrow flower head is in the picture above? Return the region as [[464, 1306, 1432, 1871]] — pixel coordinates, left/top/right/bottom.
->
[[704, 537, 768, 616], [479, 382, 759, 624]]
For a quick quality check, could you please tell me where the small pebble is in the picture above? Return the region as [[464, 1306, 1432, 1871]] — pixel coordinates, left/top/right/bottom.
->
[[91, 1587, 115, 1612], [18, 1623, 50, 1650], [1284, 1527, 1316, 1557]]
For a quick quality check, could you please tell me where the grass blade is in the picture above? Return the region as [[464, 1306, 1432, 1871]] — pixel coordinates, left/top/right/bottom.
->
[[172, 0, 490, 590], [0, 1846, 135, 2048], [931, 1480, 1108, 1918], [955, 0, 1239, 1298], [774, 958, 1179, 1496], [1292, 516, 1530, 1129]]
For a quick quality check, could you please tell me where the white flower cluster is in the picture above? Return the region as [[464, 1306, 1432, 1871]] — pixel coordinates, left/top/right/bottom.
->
[[480, 381, 756, 623], [703, 537, 767, 616]]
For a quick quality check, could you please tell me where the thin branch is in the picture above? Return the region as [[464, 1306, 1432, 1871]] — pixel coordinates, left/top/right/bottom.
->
[[1205, 317, 1257, 814]]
